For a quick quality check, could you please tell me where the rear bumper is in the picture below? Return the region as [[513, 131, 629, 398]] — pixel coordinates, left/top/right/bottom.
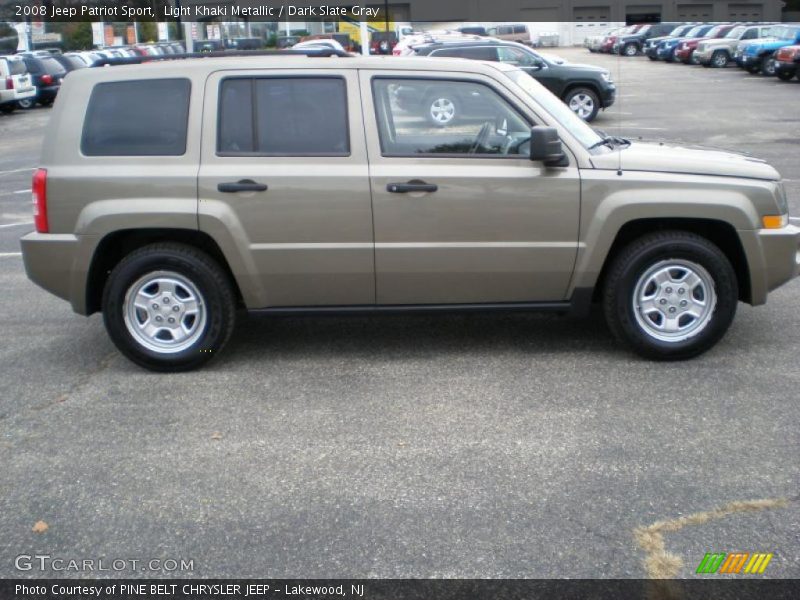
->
[[0, 87, 36, 103], [20, 232, 96, 315]]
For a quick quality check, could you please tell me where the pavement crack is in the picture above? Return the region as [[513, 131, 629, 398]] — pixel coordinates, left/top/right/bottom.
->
[[33, 351, 118, 411], [633, 496, 793, 579]]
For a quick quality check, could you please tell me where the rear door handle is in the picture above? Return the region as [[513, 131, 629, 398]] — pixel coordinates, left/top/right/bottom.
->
[[387, 181, 438, 194], [217, 179, 268, 193]]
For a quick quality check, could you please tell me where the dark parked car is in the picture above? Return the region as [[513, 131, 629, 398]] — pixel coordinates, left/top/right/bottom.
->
[[17, 54, 66, 108], [410, 40, 615, 122], [644, 24, 697, 59], [774, 44, 800, 80], [51, 53, 88, 73], [371, 32, 399, 55], [612, 22, 682, 56]]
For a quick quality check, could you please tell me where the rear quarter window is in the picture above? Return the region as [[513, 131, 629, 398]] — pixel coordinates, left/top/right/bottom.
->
[[81, 78, 191, 156]]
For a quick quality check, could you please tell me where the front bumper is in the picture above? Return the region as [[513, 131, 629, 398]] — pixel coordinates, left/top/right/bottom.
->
[[600, 86, 616, 109], [775, 61, 798, 77], [739, 54, 761, 67], [742, 217, 800, 305]]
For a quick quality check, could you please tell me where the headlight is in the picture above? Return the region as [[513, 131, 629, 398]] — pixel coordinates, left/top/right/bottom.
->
[[601, 71, 613, 83]]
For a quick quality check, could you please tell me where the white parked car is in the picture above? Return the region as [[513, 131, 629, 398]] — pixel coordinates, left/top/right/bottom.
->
[[0, 55, 36, 113]]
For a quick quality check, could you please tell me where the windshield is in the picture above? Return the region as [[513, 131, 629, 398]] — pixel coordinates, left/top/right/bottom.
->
[[507, 69, 603, 149], [726, 26, 746, 39]]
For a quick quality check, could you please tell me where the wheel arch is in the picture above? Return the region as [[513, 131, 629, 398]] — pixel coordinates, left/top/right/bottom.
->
[[85, 228, 243, 315], [590, 218, 751, 305]]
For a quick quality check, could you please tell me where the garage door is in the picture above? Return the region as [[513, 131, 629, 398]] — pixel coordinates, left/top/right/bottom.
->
[[677, 3, 713, 19], [626, 4, 662, 23], [572, 6, 613, 45], [728, 3, 763, 20]]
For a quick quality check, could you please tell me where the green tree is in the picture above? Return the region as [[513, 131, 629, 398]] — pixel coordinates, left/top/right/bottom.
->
[[139, 21, 157, 43], [60, 22, 93, 51]]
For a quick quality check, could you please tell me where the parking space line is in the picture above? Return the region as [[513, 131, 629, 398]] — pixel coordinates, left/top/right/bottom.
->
[[0, 221, 33, 229], [633, 497, 791, 579], [13, 189, 31, 194], [0, 252, 22, 257], [0, 168, 35, 177]]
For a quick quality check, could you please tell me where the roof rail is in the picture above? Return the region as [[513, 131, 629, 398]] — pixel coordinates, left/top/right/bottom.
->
[[92, 48, 352, 67]]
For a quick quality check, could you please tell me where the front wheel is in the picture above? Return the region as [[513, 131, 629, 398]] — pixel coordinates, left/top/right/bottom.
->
[[623, 43, 638, 57], [711, 50, 729, 68], [564, 87, 600, 122], [761, 57, 777, 76], [776, 70, 794, 81], [603, 231, 738, 360], [102, 243, 237, 372]]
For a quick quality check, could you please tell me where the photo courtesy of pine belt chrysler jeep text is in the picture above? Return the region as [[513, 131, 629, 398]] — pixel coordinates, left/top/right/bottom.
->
[[20, 54, 800, 371]]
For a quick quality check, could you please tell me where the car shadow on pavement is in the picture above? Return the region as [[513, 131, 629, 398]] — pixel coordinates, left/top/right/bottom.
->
[[222, 307, 622, 364]]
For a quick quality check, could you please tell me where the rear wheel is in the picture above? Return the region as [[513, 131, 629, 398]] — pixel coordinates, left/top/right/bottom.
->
[[17, 98, 34, 109], [564, 87, 600, 122], [102, 243, 236, 372], [711, 50, 729, 68], [603, 231, 738, 360]]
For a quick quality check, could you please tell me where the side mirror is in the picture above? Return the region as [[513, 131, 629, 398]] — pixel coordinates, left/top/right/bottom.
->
[[530, 127, 568, 167]]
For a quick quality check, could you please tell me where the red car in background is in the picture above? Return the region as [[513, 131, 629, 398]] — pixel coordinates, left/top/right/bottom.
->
[[600, 24, 644, 53], [675, 24, 737, 64]]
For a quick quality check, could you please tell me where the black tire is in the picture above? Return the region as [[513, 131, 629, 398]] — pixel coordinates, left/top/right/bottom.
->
[[746, 64, 761, 74], [102, 243, 237, 372], [622, 43, 638, 57], [17, 98, 34, 109], [710, 50, 729, 68], [423, 91, 459, 128], [40, 98, 54, 107], [602, 231, 738, 360], [761, 57, 777, 76], [563, 87, 600, 122], [647, 55, 658, 61], [776, 70, 794, 81]]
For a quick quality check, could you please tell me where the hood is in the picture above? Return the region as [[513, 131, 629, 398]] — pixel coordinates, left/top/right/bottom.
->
[[590, 142, 780, 181], [559, 62, 605, 73]]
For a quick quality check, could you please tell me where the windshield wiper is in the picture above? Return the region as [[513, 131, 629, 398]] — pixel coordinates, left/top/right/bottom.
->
[[588, 135, 631, 150]]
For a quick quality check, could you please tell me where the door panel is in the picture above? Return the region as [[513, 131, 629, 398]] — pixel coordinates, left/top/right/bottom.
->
[[360, 71, 581, 306], [199, 70, 374, 308]]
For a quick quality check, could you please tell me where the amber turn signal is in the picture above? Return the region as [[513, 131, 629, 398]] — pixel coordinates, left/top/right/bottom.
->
[[762, 215, 788, 229]]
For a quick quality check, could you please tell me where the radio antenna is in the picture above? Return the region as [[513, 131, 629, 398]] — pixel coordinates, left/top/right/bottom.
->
[[617, 36, 623, 176]]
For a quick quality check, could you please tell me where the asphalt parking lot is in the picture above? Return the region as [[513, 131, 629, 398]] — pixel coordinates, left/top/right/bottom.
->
[[0, 47, 798, 579]]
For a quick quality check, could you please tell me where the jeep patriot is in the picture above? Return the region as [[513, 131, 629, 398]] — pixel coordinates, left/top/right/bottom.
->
[[20, 54, 800, 371]]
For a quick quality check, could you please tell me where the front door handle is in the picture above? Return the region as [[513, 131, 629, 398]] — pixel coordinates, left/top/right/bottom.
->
[[217, 179, 268, 193], [387, 181, 438, 194]]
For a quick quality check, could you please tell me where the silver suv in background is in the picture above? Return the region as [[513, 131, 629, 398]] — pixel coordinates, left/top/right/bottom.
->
[[0, 55, 36, 113], [695, 24, 774, 67]]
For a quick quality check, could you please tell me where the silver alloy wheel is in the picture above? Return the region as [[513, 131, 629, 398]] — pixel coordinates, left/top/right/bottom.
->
[[568, 93, 595, 120], [123, 271, 207, 354], [712, 52, 728, 67], [17, 98, 33, 109], [632, 259, 717, 343], [763, 58, 776, 75], [429, 97, 456, 125], [624, 44, 637, 56]]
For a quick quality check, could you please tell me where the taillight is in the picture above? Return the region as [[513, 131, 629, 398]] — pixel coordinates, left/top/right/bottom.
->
[[41, 74, 53, 85], [32, 169, 48, 233], [4, 76, 12, 90]]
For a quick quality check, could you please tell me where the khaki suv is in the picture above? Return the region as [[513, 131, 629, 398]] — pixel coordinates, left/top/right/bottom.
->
[[20, 53, 800, 371]]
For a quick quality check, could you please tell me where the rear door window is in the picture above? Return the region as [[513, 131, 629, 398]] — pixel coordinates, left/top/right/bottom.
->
[[431, 47, 498, 61], [217, 77, 349, 156], [81, 78, 191, 156]]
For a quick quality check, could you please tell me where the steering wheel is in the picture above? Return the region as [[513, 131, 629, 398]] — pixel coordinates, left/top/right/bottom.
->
[[469, 121, 494, 154]]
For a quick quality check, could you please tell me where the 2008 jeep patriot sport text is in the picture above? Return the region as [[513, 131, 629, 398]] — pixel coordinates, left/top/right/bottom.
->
[[20, 54, 800, 371]]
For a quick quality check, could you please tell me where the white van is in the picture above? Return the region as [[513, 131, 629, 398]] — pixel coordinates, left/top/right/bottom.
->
[[0, 55, 36, 113]]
